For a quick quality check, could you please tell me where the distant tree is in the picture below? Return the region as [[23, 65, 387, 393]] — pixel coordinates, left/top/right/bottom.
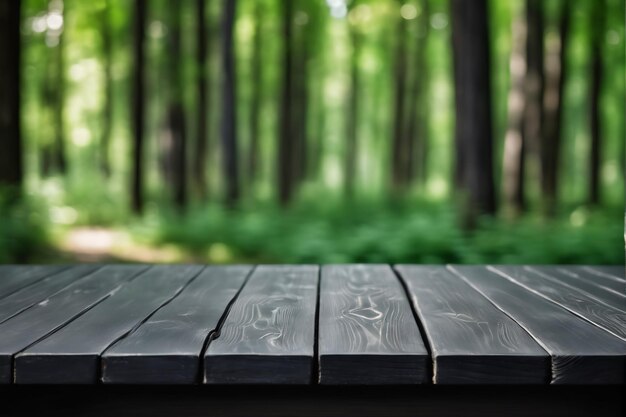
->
[[247, 0, 263, 190], [0, 0, 22, 196], [131, 0, 147, 214], [221, 0, 240, 207], [502, 1, 527, 216], [193, 0, 210, 200], [541, 0, 571, 216], [391, 4, 409, 193], [163, 0, 187, 210], [344, 4, 362, 197], [100, 0, 113, 178], [451, 0, 496, 228], [52, 0, 67, 175], [588, 0, 605, 206], [524, 0, 544, 190], [278, 0, 295, 205]]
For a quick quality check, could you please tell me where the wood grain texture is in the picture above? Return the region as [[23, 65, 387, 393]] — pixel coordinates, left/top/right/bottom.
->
[[527, 266, 625, 310], [451, 266, 626, 384], [318, 265, 428, 384], [204, 265, 318, 384], [102, 266, 252, 384], [0, 265, 146, 384], [395, 265, 548, 384], [0, 265, 100, 325], [492, 266, 626, 342], [0, 265, 68, 300], [15, 265, 203, 384], [565, 267, 626, 294], [582, 266, 625, 282]]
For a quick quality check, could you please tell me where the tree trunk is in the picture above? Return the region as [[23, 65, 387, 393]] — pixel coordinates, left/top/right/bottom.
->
[[52, 2, 67, 174], [221, 0, 239, 207], [345, 26, 361, 198], [131, 0, 147, 215], [100, 0, 113, 178], [165, 0, 187, 210], [541, 0, 571, 216], [405, 0, 430, 186], [524, 0, 544, 186], [502, 3, 527, 217], [588, 0, 605, 206], [193, 0, 209, 201], [247, 0, 263, 190], [278, 0, 294, 206], [451, 0, 496, 228], [391, 10, 409, 193], [0, 0, 22, 195]]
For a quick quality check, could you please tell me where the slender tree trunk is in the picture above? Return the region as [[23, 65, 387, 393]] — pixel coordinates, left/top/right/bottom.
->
[[502, 3, 527, 216], [542, 0, 571, 216], [391, 10, 409, 193], [405, 0, 430, 185], [524, 0, 544, 189], [165, 1, 187, 210], [247, 0, 263, 190], [100, 0, 113, 177], [131, 0, 147, 214], [588, 0, 605, 206], [193, 0, 209, 200], [278, 0, 294, 205], [221, 0, 239, 207], [345, 27, 361, 198], [0, 0, 22, 196], [451, 0, 496, 228], [52, 3, 67, 174]]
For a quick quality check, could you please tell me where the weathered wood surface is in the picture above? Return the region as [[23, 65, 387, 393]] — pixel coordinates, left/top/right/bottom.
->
[[0, 265, 146, 384], [492, 266, 626, 341], [0, 265, 69, 299], [0, 265, 99, 325], [15, 265, 203, 384], [0, 264, 623, 385], [527, 266, 625, 310], [451, 266, 626, 384], [396, 265, 549, 384], [318, 265, 429, 384], [102, 266, 252, 384], [204, 265, 319, 384]]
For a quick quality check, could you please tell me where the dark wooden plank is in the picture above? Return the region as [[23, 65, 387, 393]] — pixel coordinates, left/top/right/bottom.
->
[[395, 265, 548, 384], [492, 266, 626, 342], [318, 265, 429, 384], [0, 265, 146, 384], [582, 266, 625, 282], [102, 266, 252, 384], [555, 266, 625, 297], [0, 265, 100, 325], [204, 265, 318, 384], [451, 266, 626, 384], [527, 266, 625, 310], [0, 265, 69, 299], [15, 265, 204, 384]]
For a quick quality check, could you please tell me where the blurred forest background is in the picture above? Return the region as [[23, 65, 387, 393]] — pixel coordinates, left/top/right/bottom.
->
[[0, 0, 624, 265]]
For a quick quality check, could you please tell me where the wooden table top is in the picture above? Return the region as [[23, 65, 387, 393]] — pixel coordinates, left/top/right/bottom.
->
[[0, 264, 623, 385]]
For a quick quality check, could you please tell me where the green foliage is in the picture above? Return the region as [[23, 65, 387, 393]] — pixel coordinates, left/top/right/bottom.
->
[[149, 199, 624, 265], [0, 193, 49, 263]]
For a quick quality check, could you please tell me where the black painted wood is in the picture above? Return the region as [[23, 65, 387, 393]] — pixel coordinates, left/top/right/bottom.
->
[[527, 266, 625, 310], [0, 265, 100, 325], [563, 267, 626, 294], [0, 265, 68, 300], [204, 265, 318, 384], [318, 265, 429, 384], [395, 265, 549, 384], [15, 265, 203, 384], [102, 266, 252, 384], [492, 266, 626, 341], [0, 265, 146, 384], [451, 266, 626, 384], [582, 266, 625, 281]]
